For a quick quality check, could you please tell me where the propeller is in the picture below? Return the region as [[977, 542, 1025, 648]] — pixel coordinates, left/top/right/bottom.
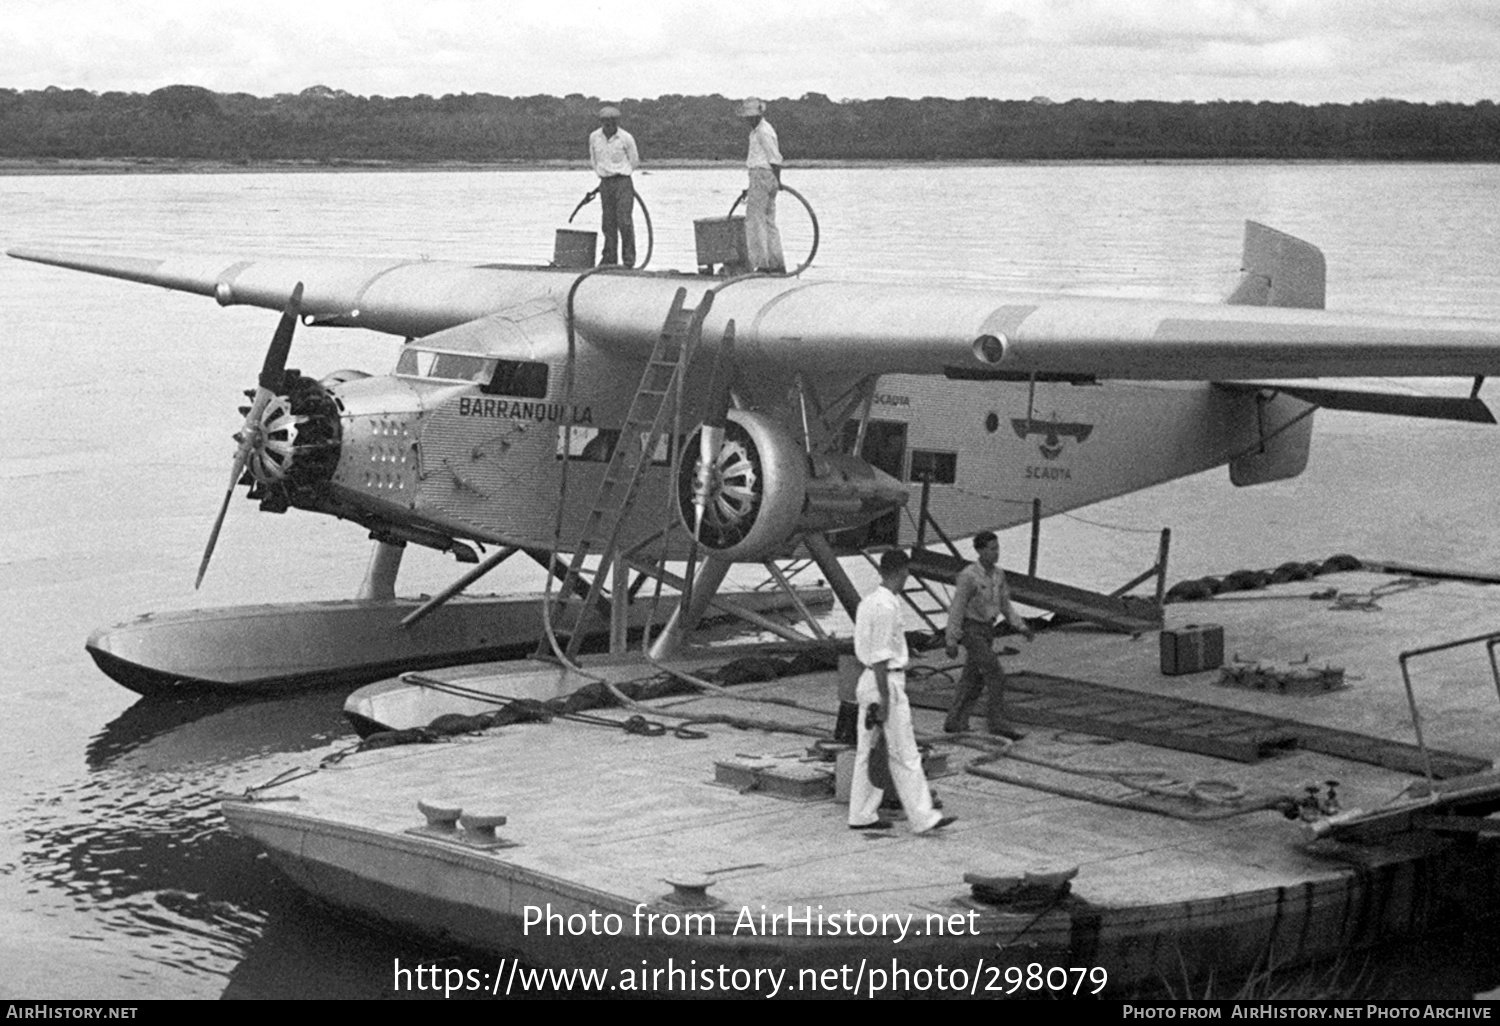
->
[[681, 323, 736, 609], [195, 282, 304, 589]]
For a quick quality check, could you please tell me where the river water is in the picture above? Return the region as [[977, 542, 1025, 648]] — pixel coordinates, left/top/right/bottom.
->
[[2, 163, 1500, 999]]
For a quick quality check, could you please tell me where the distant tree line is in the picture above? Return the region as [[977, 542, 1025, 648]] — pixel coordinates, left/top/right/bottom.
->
[[2, 85, 1497, 162]]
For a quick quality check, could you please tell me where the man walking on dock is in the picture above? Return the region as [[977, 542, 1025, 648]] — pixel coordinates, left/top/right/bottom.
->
[[944, 531, 1034, 740], [849, 549, 955, 834], [589, 105, 639, 266]]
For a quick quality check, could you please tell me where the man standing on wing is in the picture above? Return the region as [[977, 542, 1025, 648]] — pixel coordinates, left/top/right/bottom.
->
[[589, 105, 639, 267], [849, 549, 956, 835], [944, 531, 1034, 740], [738, 97, 786, 273]]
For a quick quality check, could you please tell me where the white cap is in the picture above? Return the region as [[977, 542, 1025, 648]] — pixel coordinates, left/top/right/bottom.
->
[[739, 97, 765, 117]]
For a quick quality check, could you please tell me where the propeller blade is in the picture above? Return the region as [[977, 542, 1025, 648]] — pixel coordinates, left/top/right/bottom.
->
[[259, 282, 304, 391], [196, 446, 252, 589], [689, 324, 737, 538], [690, 424, 724, 538], [196, 283, 303, 589], [682, 324, 736, 613]]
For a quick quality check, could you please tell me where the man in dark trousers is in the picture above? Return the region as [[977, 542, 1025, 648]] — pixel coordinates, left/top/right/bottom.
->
[[588, 105, 639, 266], [944, 531, 1034, 740]]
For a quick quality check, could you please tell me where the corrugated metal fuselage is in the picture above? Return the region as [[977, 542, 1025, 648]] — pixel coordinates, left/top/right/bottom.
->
[[316, 348, 1303, 557]]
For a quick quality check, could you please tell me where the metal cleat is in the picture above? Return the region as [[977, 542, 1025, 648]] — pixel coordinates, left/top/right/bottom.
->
[[417, 799, 462, 831], [406, 804, 515, 850], [661, 874, 721, 910], [459, 812, 509, 840]]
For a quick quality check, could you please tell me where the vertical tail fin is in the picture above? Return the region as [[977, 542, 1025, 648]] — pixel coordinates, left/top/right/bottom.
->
[[1225, 221, 1326, 310], [1223, 222, 1321, 486]]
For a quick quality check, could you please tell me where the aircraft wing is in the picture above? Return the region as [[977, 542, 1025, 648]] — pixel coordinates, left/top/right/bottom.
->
[[575, 276, 1500, 381], [5, 246, 550, 340], [12, 243, 1500, 381]]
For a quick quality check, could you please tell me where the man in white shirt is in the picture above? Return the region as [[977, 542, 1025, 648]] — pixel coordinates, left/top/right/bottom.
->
[[588, 105, 640, 266], [739, 97, 786, 273], [848, 549, 956, 834]]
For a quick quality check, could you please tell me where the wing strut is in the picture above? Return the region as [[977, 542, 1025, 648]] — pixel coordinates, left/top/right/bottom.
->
[[399, 545, 520, 629]]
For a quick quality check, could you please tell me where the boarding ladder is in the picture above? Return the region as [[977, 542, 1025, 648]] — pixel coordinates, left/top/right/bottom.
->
[[550, 288, 709, 660], [907, 548, 1163, 635], [903, 488, 1166, 636]]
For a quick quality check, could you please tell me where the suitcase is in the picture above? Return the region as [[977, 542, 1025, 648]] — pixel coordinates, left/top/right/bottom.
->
[[1160, 623, 1225, 675], [714, 755, 834, 801]]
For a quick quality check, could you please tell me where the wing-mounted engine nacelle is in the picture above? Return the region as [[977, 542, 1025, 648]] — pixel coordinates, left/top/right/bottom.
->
[[677, 410, 908, 560]]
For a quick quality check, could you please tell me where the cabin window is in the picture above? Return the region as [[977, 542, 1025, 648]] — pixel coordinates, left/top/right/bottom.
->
[[557, 426, 619, 463], [908, 449, 957, 484], [484, 360, 550, 398]]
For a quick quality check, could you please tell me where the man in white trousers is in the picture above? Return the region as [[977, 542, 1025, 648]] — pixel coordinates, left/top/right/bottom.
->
[[739, 97, 786, 273], [848, 548, 958, 834]]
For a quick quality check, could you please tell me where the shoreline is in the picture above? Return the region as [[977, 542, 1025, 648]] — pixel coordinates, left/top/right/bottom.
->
[[2, 156, 1493, 176]]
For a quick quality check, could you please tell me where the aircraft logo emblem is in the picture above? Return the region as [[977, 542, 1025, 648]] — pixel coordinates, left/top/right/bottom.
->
[[1011, 414, 1094, 460]]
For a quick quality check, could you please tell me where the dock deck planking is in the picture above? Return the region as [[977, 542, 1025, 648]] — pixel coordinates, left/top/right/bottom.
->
[[225, 572, 1500, 986]]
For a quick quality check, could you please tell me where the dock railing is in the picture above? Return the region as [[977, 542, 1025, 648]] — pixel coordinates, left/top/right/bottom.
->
[[1398, 629, 1500, 787]]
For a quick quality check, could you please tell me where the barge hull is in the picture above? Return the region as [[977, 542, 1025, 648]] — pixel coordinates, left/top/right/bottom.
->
[[224, 800, 1500, 993]]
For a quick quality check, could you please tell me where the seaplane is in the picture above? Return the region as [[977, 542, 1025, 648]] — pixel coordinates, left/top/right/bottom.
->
[[18, 208, 1500, 993], [9, 214, 1500, 700]]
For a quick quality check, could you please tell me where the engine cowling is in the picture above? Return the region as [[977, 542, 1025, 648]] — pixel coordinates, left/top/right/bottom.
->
[[676, 410, 908, 560], [241, 371, 342, 510]]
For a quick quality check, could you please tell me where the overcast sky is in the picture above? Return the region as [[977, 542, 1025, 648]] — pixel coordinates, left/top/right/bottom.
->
[[5, 0, 1498, 104]]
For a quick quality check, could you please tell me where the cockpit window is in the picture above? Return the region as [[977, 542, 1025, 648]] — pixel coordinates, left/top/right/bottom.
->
[[395, 349, 432, 376], [396, 350, 549, 395], [395, 348, 496, 385], [431, 353, 492, 382], [484, 360, 549, 398]]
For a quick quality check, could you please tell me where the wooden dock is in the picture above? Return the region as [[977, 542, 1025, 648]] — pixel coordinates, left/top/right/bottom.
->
[[222, 571, 1500, 995]]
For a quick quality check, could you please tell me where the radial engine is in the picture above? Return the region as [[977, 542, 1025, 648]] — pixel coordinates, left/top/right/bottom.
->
[[675, 410, 909, 560]]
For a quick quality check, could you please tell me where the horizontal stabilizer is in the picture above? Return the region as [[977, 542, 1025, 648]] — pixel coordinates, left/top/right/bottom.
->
[[1217, 382, 1495, 423]]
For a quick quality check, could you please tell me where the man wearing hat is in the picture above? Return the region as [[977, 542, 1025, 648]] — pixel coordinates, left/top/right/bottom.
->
[[739, 97, 786, 273], [589, 105, 640, 266]]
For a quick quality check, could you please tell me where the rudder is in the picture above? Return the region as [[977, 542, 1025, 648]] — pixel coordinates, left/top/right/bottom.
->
[[1225, 221, 1326, 311], [1223, 222, 1320, 485]]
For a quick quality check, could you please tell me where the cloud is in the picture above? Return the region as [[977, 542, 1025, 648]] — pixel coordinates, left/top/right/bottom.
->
[[0, 0, 1495, 102]]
